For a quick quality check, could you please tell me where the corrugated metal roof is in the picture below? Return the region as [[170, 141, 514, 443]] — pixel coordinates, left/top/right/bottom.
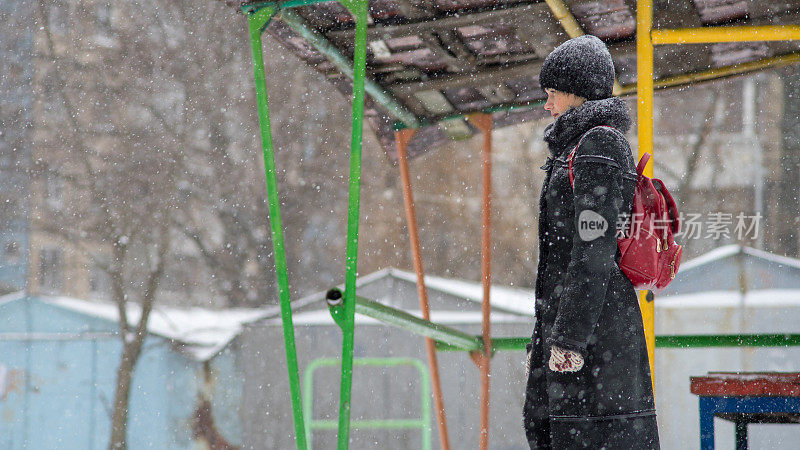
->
[[233, 0, 800, 156], [659, 245, 800, 296]]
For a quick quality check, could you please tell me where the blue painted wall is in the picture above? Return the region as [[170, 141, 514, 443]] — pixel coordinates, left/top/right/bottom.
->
[[0, 296, 242, 449]]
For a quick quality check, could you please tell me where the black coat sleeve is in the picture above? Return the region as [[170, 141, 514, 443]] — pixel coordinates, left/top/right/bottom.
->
[[547, 129, 627, 356]]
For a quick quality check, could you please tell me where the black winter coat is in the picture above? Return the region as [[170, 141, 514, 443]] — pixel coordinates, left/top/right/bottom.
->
[[523, 98, 660, 449]]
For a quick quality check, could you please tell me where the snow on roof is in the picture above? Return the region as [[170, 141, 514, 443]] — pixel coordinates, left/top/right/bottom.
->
[[386, 268, 535, 316], [0, 291, 26, 307], [741, 246, 800, 270], [41, 296, 270, 361], [279, 309, 529, 327], [290, 267, 535, 318], [679, 244, 800, 272], [656, 289, 800, 309]]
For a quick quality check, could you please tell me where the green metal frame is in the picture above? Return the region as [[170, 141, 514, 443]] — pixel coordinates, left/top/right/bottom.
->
[[435, 334, 800, 351], [329, 293, 800, 353], [278, 9, 421, 129], [303, 357, 432, 450], [246, 1, 370, 449], [246, 1, 800, 448], [327, 288, 481, 351], [655, 334, 800, 348], [247, 6, 311, 449], [337, 3, 368, 449], [242, 0, 550, 133]]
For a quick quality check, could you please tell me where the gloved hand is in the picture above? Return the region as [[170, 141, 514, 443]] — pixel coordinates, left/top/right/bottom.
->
[[525, 346, 533, 373], [548, 345, 584, 372]]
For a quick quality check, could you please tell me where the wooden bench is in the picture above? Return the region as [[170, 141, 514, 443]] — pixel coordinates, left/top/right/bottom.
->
[[690, 372, 800, 449]]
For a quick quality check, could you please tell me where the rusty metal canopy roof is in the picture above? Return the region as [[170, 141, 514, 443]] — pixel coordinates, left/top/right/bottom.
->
[[236, 0, 800, 158]]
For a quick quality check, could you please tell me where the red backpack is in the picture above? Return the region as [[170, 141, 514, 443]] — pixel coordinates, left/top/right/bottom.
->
[[568, 127, 683, 292]]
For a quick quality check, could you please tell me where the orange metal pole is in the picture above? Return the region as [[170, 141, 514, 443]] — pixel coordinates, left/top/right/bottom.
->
[[467, 113, 493, 450], [394, 128, 452, 450]]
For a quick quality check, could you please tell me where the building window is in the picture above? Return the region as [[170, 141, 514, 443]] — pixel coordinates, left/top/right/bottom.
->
[[38, 247, 62, 293], [45, 172, 63, 209], [96, 4, 113, 29], [0, 197, 17, 219], [48, 2, 69, 33], [89, 256, 110, 298], [4, 242, 20, 265], [163, 254, 200, 295]]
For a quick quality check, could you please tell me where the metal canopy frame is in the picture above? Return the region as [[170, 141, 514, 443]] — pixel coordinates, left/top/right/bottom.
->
[[242, 1, 800, 449], [247, 2, 370, 449], [241, 0, 800, 159]]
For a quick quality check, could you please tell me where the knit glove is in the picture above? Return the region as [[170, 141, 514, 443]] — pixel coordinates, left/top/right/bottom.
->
[[525, 346, 533, 373], [548, 345, 584, 372]]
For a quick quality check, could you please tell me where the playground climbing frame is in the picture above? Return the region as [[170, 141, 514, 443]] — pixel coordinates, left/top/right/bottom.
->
[[243, 1, 800, 449]]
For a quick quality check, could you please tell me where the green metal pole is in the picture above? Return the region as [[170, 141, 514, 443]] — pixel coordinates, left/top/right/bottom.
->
[[327, 290, 483, 351], [434, 334, 800, 351], [335, 1, 368, 449], [277, 8, 421, 129], [655, 333, 800, 348], [247, 7, 308, 450], [242, 0, 334, 14]]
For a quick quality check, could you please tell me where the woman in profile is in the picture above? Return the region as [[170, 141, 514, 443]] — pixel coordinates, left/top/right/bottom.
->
[[523, 35, 660, 449]]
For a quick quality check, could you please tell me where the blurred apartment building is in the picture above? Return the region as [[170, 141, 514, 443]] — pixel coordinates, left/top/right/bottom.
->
[[651, 73, 786, 258], [0, 0, 212, 304], [0, 0, 34, 295]]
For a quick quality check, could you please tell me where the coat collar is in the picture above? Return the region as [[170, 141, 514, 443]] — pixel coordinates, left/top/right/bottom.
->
[[543, 97, 631, 159]]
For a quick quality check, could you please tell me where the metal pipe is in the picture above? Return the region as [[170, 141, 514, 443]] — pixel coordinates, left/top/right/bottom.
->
[[467, 112, 493, 450], [436, 334, 800, 351], [652, 25, 800, 45], [480, 115, 493, 450], [542, 0, 624, 97], [336, 1, 369, 448], [656, 334, 800, 348], [278, 9, 421, 129], [636, 0, 657, 391], [617, 53, 800, 96], [241, 0, 336, 15], [352, 294, 483, 351], [543, 0, 583, 38], [744, 77, 765, 250], [395, 128, 452, 450], [247, 7, 309, 449]]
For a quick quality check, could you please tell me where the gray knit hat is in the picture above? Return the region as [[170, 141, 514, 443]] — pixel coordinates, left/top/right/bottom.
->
[[539, 35, 615, 101]]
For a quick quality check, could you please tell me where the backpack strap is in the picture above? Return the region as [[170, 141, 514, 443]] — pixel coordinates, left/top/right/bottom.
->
[[568, 147, 576, 188], [636, 153, 651, 180], [567, 126, 619, 188], [652, 178, 681, 234], [571, 151, 651, 186]]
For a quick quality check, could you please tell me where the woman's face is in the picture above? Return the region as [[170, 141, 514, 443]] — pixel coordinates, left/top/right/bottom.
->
[[544, 88, 585, 119]]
